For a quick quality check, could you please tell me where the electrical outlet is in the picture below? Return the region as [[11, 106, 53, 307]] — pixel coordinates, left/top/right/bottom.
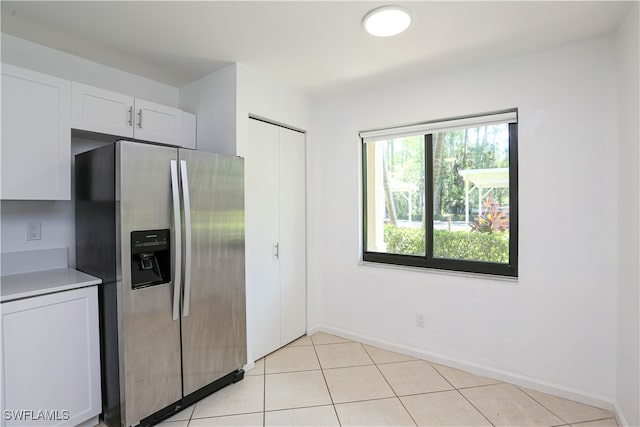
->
[[27, 222, 41, 241], [416, 313, 425, 328]]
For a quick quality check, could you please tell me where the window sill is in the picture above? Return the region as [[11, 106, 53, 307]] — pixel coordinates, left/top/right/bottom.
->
[[358, 259, 519, 283]]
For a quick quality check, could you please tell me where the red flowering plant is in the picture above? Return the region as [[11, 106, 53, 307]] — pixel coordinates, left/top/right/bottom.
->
[[470, 194, 509, 233]]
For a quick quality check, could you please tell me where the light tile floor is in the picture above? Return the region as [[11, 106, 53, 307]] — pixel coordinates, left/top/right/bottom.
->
[[160, 332, 618, 427]]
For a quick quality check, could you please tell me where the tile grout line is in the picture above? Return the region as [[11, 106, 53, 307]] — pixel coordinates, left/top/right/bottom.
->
[[429, 361, 496, 427], [572, 417, 619, 426], [364, 344, 418, 427], [517, 385, 571, 425], [314, 342, 353, 346], [263, 402, 344, 413], [455, 388, 497, 427], [517, 386, 617, 426], [311, 336, 343, 427], [321, 362, 376, 371], [189, 410, 264, 422], [330, 395, 428, 406], [262, 357, 266, 427], [184, 395, 196, 426], [388, 388, 483, 399], [265, 367, 325, 375]]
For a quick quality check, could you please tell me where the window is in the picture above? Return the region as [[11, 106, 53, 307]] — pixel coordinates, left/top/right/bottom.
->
[[362, 110, 518, 277]]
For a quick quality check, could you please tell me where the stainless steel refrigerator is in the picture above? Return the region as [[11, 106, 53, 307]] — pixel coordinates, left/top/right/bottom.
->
[[75, 140, 246, 427]]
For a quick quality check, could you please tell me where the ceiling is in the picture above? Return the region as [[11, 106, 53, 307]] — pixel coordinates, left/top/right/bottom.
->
[[0, 1, 632, 98]]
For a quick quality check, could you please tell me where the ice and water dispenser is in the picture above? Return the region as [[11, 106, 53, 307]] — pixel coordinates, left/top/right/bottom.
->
[[131, 229, 171, 289]]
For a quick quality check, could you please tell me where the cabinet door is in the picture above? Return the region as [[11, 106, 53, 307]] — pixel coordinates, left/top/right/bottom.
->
[[133, 98, 182, 146], [1, 286, 101, 427], [71, 82, 134, 138], [247, 119, 281, 360], [279, 127, 307, 345], [1, 64, 70, 200]]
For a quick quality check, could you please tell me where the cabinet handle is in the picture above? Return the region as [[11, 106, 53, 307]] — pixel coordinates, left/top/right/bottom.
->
[[137, 109, 142, 128], [128, 107, 133, 126], [274, 243, 279, 259]]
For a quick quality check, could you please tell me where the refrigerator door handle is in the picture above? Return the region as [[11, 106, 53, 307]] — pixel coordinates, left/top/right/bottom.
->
[[180, 160, 192, 318], [170, 160, 182, 321]]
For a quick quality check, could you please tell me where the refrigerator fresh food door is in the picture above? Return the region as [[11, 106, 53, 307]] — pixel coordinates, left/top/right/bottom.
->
[[178, 149, 247, 396], [117, 141, 182, 426]]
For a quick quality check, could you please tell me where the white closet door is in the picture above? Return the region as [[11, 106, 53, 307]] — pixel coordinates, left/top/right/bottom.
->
[[247, 118, 307, 361], [247, 119, 281, 360], [279, 127, 307, 345]]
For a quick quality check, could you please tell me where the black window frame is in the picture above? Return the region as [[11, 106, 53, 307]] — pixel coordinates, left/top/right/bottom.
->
[[362, 120, 518, 278]]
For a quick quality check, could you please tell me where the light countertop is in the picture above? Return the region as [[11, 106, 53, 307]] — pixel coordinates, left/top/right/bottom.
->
[[1, 268, 101, 303]]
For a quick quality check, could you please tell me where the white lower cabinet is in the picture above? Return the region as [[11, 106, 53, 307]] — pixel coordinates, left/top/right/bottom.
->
[[1, 286, 101, 427], [247, 118, 306, 360]]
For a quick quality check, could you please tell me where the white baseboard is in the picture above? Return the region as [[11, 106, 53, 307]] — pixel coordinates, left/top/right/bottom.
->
[[613, 401, 630, 427], [310, 324, 617, 413], [243, 360, 256, 373]]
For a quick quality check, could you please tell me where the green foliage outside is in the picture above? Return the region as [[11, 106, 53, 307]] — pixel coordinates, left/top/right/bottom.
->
[[433, 229, 509, 263], [384, 225, 425, 255], [384, 225, 509, 263]]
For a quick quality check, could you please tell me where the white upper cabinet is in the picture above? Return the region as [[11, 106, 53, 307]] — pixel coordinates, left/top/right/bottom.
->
[[1, 63, 71, 200], [72, 82, 195, 147], [72, 82, 135, 138], [132, 98, 182, 146]]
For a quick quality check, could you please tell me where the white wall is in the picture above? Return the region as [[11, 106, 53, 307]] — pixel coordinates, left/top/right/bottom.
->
[[179, 64, 237, 155], [179, 62, 315, 158], [311, 36, 619, 407], [1, 34, 179, 106], [615, 3, 640, 426], [236, 63, 314, 158], [1, 35, 180, 267]]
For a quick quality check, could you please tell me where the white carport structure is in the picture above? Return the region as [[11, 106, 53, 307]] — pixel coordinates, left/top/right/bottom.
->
[[458, 168, 509, 224], [390, 179, 418, 222]]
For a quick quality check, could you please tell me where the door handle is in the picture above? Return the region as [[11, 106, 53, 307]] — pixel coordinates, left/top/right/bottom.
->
[[274, 243, 279, 259], [180, 160, 192, 318], [128, 106, 133, 126], [137, 108, 143, 128], [170, 160, 182, 321]]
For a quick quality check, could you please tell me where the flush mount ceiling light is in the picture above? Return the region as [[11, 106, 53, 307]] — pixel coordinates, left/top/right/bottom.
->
[[363, 5, 411, 37]]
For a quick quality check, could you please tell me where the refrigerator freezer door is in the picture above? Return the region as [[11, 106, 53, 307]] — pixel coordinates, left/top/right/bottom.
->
[[117, 141, 182, 427], [178, 149, 247, 396]]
